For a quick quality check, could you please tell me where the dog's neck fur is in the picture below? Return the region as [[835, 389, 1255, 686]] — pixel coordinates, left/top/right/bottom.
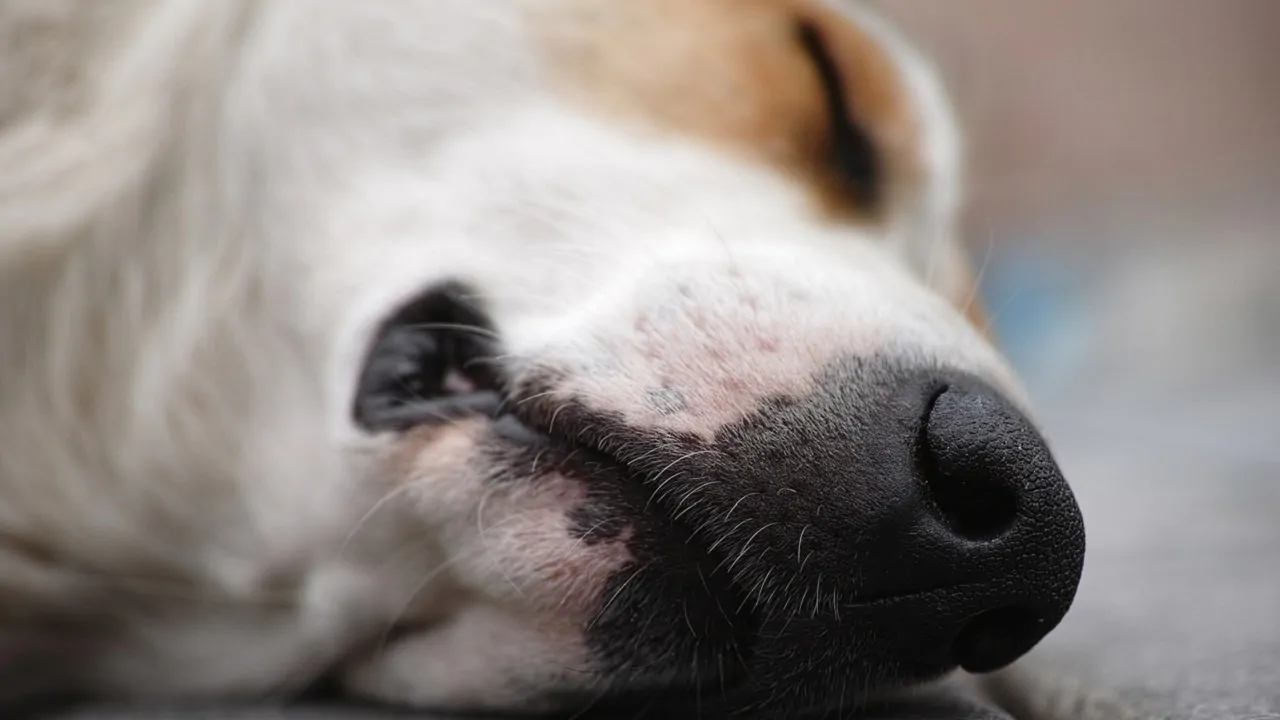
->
[[3, 0, 270, 571], [0, 3, 367, 696], [0, 0, 453, 571]]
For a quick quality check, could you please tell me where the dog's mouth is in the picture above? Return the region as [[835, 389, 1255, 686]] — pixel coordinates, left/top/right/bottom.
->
[[352, 283, 652, 480], [351, 284, 759, 707]]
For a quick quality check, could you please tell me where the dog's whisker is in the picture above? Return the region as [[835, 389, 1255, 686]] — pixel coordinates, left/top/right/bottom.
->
[[647, 470, 687, 508], [795, 524, 810, 565], [474, 483, 502, 542], [400, 322, 502, 340], [671, 490, 717, 523], [719, 522, 776, 577], [981, 286, 1026, 336], [372, 542, 479, 652], [335, 482, 420, 561], [514, 390, 559, 407], [962, 223, 997, 319], [555, 522, 621, 612], [650, 449, 718, 485], [722, 492, 760, 524], [707, 518, 752, 555], [586, 561, 651, 632]]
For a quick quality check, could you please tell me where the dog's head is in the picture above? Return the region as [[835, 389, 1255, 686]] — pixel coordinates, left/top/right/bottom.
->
[[259, 0, 1086, 715]]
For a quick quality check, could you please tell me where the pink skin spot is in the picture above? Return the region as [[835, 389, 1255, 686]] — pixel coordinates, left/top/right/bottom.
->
[[755, 336, 780, 353]]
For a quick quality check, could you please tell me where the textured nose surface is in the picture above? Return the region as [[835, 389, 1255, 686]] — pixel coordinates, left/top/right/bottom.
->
[[918, 379, 1086, 672], [553, 356, 1086, 704], [659, 364, 1087, 687]]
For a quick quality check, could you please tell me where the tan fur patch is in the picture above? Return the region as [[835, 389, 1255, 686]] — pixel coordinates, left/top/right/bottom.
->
[[531, 0, 919, 220]]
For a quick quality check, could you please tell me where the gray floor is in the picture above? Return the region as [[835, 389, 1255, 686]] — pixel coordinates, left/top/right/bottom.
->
[[967, 211, 1280, 720]]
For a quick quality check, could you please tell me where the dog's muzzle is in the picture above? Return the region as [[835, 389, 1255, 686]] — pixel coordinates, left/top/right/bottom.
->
[[352, 282, 1086, 715]]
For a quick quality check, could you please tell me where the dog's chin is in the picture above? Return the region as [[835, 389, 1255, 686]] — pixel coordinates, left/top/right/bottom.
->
[[348, 403, 753, 716]]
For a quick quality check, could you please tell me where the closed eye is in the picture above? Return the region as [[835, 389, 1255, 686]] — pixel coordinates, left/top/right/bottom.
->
[[796, 21, 882, 212]]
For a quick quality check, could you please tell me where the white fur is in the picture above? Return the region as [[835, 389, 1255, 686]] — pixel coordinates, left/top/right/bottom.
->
[[0, 0, 1015, 711]]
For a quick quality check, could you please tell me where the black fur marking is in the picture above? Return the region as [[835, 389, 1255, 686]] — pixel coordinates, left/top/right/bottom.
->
[[478, 384, 754, 706], [506, 356, 1084, 716]]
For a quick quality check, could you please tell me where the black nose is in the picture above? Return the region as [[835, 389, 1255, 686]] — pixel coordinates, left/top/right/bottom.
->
[[614, 363, 1086, 688], [792, 372, 1083, 676], [917, 377, 1086, 672], [507, 356, 1085, 714]]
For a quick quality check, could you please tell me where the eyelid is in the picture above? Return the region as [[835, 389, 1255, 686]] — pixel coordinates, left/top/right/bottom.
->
[[795, 21, 882, 212]]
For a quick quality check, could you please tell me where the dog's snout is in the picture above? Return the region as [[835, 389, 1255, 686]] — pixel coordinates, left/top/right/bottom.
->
[[510, 357, 1084, 704], [691, 365, 1087, 688], [567, 360, 1082, 691]]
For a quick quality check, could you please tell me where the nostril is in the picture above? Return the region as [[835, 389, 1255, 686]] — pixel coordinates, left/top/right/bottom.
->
[[953, 605, 1042, 673], [903, 376, 1085, 676], [919, 453, 1019, 541], [917, 386, 1019, 541]]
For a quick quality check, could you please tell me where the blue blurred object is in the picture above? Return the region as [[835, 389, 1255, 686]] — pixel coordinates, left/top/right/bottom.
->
[[977, 245, 1092, 398]]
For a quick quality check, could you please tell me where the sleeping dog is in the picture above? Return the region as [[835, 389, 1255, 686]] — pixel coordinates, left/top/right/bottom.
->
[[0, 0, 1084, 716]]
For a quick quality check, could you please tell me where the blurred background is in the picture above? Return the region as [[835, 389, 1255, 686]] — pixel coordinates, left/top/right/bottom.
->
[[866, 7, 1280, 711], [877, 0, 1280, 557]]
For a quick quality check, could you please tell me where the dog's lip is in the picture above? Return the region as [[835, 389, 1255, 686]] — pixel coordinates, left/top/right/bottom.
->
[[498, 391, 760, 673], [490, 395, 642, 487], [487, 382, 605, 456]]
